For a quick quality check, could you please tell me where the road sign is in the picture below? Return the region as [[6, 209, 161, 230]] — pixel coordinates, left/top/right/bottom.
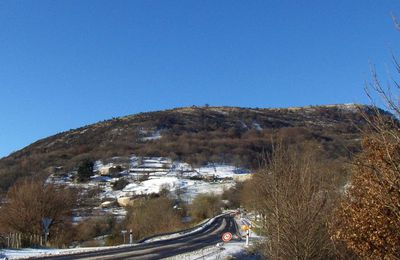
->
[[42, 218, 53, 245], [222, 232, 233, 242], [242, 225, 251, 231], [42, 218, 53, 233]]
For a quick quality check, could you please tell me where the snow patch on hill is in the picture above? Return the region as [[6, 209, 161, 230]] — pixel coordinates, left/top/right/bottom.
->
[[47, 156, 252, 221]]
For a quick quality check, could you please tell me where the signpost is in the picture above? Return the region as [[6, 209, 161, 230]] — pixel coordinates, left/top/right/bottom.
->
[[242, 225, 250, 231], [121, 230, 127, 244], [42, 218, 53, 246], [222, 232, 232, 242], [241, 225, 252, 246]]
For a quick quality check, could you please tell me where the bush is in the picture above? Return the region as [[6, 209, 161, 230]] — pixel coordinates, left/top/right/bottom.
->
[[112, 179, 129, 190], [75, 215, 116, 243], [109, 166, 123, 177], [221, 182, 244, 209], [190, 193, 222, 222], [125, 197, 184, 240], [0, 178, 76, 247], [77, 159, 94, 182]]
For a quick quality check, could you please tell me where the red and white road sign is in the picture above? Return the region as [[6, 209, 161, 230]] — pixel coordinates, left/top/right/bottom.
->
[[222, 232, 233, 242]]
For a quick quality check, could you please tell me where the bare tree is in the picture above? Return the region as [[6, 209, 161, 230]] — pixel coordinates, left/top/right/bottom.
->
[[244, 143, 338, 259], [0, 178, 76, 247]]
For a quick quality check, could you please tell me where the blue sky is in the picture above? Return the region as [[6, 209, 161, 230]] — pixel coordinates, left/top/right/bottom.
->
[[1, 0, 400, 158]]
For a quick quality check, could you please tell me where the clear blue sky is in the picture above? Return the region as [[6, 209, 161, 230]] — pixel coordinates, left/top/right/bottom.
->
[[1, 0, 400, 158]]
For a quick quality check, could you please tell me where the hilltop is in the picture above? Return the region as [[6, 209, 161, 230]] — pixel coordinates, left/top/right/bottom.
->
[[0, 104, 379, 191]]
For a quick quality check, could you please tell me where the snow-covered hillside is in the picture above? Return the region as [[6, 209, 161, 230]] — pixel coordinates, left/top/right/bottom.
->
[[48, 156, 252, 222]]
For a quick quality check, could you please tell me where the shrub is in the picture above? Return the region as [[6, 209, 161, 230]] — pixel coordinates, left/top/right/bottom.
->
[[112, 179, 129, 190], [0, 178, 76, 247], [190, 193, 222, 222], [75, 215, 116, 243], [221, 182, 244, 209], [76, 159, 94, 182], [125, 197, 184, 240]]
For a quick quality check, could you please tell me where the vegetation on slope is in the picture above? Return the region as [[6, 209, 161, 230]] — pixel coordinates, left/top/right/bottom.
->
[[0, 105, 379, 192]]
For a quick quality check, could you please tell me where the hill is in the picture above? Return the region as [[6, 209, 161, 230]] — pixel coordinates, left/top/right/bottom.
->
[[0, 104, 379, 192]]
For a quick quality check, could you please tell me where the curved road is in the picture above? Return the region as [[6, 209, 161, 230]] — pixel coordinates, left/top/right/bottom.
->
[[37, 214, 239, 259]]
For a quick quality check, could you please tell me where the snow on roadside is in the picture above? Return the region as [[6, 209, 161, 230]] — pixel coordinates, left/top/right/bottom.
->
[[142, 213, 225, 243], [164, 241, 257, 260], [235, 217, 254, 239], [0, 245, 132, 260], [166, 215, 262, 260], [0, 215, 227, 260]]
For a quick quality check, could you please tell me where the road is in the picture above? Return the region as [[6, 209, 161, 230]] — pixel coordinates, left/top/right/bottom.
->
[[36, 214, 240, 259]]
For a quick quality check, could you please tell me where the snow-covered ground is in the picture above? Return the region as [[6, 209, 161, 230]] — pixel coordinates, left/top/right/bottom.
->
[[0, 245, 132, 260], [194, 164, 250, 178], [122, 177, 232, 201], [0, 240, 257, 260], [48, 156, 252, 220], [139, 129, 162, 141], [165, 215, 262, 260], [164, 242, 250, 260], [0, 214, 260, 260], [141, 213, 223, 243]]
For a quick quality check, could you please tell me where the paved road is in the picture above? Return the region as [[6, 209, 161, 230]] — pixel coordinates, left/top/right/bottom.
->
[[37, 214, 240, 259]]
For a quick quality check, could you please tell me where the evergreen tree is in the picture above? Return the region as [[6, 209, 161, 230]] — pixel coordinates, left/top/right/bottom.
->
[[77, 159, 94, 182]]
